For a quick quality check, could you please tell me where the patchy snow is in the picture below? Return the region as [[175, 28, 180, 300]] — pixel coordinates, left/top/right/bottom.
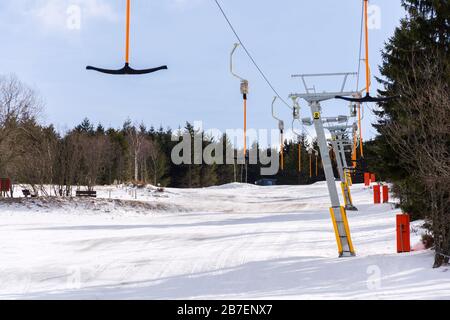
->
[[0, 182, 448, 300]]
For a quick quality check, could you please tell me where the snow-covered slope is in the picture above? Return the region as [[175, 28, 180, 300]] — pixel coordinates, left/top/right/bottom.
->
[[0, 182, 448, 300]]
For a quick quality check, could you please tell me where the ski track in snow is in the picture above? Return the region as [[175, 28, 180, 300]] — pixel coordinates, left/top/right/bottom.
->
[[0, 182, 449, 300]]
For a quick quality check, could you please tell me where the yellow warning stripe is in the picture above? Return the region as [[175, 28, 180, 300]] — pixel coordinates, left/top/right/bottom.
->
[[329, 207, 343, 255], [345, 169, 353, 186], [340, 206, 355, 254], [341, 181, 354, 207], [347, 184, 354, 205]]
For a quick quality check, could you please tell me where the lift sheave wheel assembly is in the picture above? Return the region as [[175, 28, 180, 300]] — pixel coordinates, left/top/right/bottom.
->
[[87, 0, 167, 75]]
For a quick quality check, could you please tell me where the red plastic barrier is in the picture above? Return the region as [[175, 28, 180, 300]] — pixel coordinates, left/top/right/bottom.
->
[[373, 184, 381, 204], [0, 178, 11, 192], [382, 185, 389, 203], [370, 173, 376, 183], [364, 173, 370, 186], [396, 214, 411, 253]]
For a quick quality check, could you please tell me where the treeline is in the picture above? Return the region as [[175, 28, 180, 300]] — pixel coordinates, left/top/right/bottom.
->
[[0, 75, 331, 195]]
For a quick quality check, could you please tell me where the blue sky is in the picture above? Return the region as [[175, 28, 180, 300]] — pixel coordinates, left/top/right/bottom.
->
[[0, 0, 405, 143]]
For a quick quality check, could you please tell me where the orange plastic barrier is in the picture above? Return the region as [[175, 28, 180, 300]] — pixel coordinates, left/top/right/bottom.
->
[[382, 185, 389, 203], [364, 173, 370, 186], [396, 214, 411, 253], [0, 178, 11, 192], [373, 184, 381, 204]]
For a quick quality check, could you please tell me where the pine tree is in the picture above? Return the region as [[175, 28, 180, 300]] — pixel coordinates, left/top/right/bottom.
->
[[178, 122, 202, 188], [215, 133, 236, 184], [247, 141, 262, 184], [75, 118, 94, 135], [374, 0, 449, 266]]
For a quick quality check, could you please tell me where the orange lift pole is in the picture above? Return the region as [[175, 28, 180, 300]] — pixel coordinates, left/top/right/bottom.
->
[[315, 151, 319, 177], [230, 43, 249, 182], [244, 94, 247, 156], [125, 0, 131, 64], [336, 1, 398, 161]]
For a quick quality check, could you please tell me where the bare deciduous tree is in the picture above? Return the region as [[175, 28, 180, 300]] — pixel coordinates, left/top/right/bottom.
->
[[147, 139, 168, 186], [125, 123, 146, 182], [81, 134, 109, 191], [0, 75, 43, 190]]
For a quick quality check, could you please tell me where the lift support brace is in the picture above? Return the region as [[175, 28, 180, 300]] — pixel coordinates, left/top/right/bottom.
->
[[290, 72, 357, 257], [328, 126, 358, 211]]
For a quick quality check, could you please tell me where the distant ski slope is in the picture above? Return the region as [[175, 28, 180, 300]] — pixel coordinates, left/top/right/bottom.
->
[[0, 182, 449, 299]]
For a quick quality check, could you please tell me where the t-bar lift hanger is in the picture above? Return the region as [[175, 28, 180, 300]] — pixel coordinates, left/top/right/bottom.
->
[[291, 97, 304, 173], [87, 0, 167, 75], [272, 96, 285, 171], [336, 0, 396, 102]]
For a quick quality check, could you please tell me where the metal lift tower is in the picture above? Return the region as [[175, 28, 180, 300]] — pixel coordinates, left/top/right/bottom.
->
[[290, 72, 358, 257], [327, 124, 358, 211]]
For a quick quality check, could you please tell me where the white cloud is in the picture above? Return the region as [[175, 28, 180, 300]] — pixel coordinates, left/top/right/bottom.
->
[[168, 0, 204, 11], [32, 0, 67, 29], [28, 0, 118, 31], [81, 0, 117, 21]]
